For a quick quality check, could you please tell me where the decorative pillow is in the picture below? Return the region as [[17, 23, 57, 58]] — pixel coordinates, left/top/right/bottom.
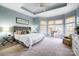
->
[[15, 30, 22, 35]]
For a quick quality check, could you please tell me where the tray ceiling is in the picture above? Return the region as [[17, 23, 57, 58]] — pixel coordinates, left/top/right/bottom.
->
[[21, 3, 67, 14], [0, 3, 79, 17]]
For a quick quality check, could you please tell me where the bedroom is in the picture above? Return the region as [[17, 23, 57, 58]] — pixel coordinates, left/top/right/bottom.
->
[[0, 3, 79, 56]]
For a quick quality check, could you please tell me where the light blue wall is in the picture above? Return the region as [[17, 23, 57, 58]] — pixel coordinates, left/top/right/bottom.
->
[[76, 7, 79, 26], [0, 6, 33, 26], [0, 6, 34, 42], [33, 17, 40, 32]]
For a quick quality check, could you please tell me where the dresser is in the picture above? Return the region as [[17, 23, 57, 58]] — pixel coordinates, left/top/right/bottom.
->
[[72, 34, 79, 56]]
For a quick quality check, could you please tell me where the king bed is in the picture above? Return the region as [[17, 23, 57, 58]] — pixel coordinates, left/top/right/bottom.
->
[[13, 26, 45, 47]]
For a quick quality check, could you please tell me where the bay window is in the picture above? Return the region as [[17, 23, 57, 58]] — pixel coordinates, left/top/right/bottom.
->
[[65, 16, 75, 35]]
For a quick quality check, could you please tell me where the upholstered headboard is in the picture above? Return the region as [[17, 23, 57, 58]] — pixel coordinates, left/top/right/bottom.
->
[[14, 26, 31, 35]]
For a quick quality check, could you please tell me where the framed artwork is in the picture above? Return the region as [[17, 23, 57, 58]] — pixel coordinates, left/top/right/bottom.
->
[[16, 17, 29, 25]]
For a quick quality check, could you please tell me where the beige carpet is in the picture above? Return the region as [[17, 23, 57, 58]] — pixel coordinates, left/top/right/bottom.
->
[[0, 37, 75, 56]]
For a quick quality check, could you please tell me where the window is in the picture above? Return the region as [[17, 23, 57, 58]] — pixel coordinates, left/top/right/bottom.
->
[[48, 25, 63, 34], [40, 20, 47, 33], [40, 20, 47, 25], [40, 26, 47, 33], [48, 25, 55, 33], [66, 24, 75, 35], [55, 25, 63, 35], [48, 20, 54, 25], [48, 19, 63, 25], [55, 20, 63, 24], [66, 16, 75, 23], [65, 16, 75, 35], [48, 19, 63, 38]]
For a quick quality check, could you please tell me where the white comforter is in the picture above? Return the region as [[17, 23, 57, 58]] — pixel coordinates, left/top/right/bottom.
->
[[14, 33, 45, 47]]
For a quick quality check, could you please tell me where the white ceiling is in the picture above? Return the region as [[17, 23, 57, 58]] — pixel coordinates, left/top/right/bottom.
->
[[21, 3, 67, 14], [0, 3, 79, 17]]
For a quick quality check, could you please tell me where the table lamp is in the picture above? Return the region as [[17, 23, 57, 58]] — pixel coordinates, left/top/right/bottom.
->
[[2, 27, 10, 37]]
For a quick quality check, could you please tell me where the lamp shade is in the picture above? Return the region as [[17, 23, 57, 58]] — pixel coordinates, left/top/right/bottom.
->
[[0, 27, 2, 32]]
